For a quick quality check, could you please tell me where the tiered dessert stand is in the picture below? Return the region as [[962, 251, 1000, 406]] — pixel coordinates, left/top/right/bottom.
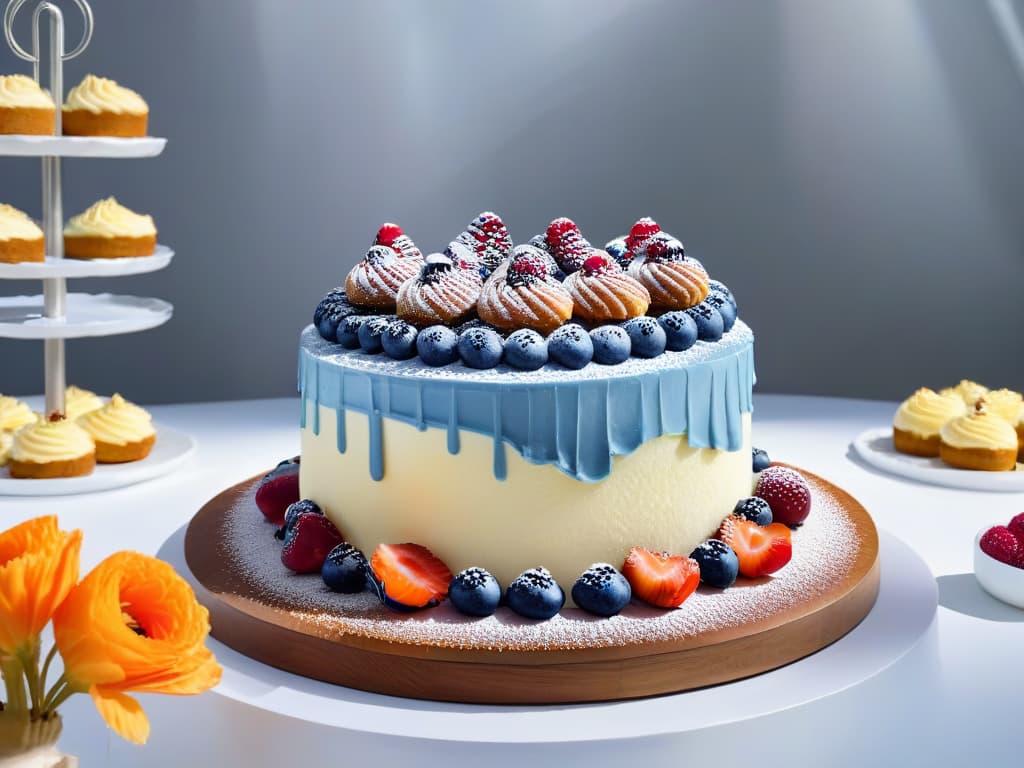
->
[[0, 0, 194, 494]]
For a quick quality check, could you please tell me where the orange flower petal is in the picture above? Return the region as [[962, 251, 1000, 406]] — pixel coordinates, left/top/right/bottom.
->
[[90, 685, 150, 745]]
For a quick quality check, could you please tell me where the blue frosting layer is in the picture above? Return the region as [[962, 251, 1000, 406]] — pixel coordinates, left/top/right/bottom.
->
[[298, 322, 755, 483]]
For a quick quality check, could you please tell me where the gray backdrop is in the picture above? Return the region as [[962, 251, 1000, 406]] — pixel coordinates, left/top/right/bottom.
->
[[1, 0, 1022, 404]]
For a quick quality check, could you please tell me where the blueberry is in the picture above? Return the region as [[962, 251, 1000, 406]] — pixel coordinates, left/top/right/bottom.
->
[[503, 329, 548, 371], [571, 563, 631, 617], [416, 325, 459, 366], [547, 324, 594, 369], [685, 304, 724, 342], [657, 311, 699, 352], [733, 497, 773, 526], [314, 289, 356, 342], [357, 315, 392, 353], [708, 280, 736, 309], [381, 319, 418, 360], [313, 288, 346, 326], [589, 325, 631, 365], [337, 314, 369, 349], [623, 316, 667, 358], [449, 567, 502, 617], [604, 238, 632, 269], [704, 293, 737, 332], [752, 447, 771, 473], [321, 542, 369, 593], [458, 327, 504, 369], [505, 567, 565, 620], [689, 539, 739, 589], [279, 499, 322, 543]]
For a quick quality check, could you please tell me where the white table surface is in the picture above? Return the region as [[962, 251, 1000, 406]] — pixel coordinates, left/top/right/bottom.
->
[[1, 394, 1019, 766]]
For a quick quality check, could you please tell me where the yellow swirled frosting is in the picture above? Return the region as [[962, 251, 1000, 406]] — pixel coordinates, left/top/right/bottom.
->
[[0, 395, 37, 432], [64, 385, 104, 421], [64, 197, 156, 239], [11, 418, 95, 462], [0, 430, 12, 467], [0, 204, 43, 242], [77, 394, 154, 446], [939, 380, 989, 407], [0, 74, 54, 109], [940, 406, 1018, 451], [981, 389, 1023, 423], [63, 75, 147, 115], [893, 388, 966, 437]]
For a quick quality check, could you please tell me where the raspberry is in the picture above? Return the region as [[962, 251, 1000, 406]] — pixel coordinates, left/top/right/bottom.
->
[[626, 217, 660, 253], [1006, 512, 1024, 545], [979, 525, 1022, 567], [581, 253, 614, 276]]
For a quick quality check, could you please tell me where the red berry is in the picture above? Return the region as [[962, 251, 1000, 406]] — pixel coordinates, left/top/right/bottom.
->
[[621, 546, 700, 608], [281, 513, 344, 574], [626, 217, 660, 253], [581, 252, 615, 276], [255, 463, 301, 525], [980, 525, 1022, 567], [374, 222, 404, 247], [717, 516, 793, 578], [370, 543, 454, 609], [755, 466, 812, 527], [1006, 513, 1024, 545], [545, 217, 593, 273]]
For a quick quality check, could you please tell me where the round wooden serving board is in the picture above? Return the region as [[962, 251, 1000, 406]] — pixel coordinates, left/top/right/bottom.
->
[[185, 467, 880, 704]]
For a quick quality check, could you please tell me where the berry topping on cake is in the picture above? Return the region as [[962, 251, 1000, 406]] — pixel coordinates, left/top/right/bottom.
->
[[418, 253, 455, 285], [506, 248, 551, 286], [658, 310, 699, 352], [314, 288, 357, 342], [547, 323, 594, 369], [545, 217, 593, 274], [449, 567, 503, 617], [689, 539, 740, 589], [643, 236, 686, 263], [505, 567, 565, 620], [625, 217, 661, 255], [373, 223, 404, 248], [336, 314, 369, 349], [280, 498, 323, 542], [581, 252, 616, 276], [369, 543, 454, 610], [755, 466, 812, 527], [255, 461, 301, 526], [622, 547, 700, 609], [623, 316, 668, 359], [733, 496, 773, 526], [322, 542, 370, 594], [503, 328, 548, 371], [1006, 512, 1024, 544], [364, 244, 400, 266], [416, 325, 460, 366], [455, 212, 512, 274], [281, 512, 344, 574], [589, 325, 632, 365], [604, 237, 632, 269], [708, 279, 736, 308], [571, 563, 632, 617], [458, 327, 504, 369], [752, 447, 771, 473], [357, 315, 391, 354], [979, 526, 1022, 567], [717, 517, 793, 578], [685, 304, 724, 342], [381, 318, 419, 360], [704, 292, 737, 332]]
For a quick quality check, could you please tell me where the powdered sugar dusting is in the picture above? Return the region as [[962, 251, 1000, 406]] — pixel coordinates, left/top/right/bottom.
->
[[219, 473, 864, 652]]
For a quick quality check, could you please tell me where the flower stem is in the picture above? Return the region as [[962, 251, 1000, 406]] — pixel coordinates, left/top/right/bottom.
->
[[39, 645, 58, 699], [43, 683, 76, 715], [0, 655, 28, 714], [16, 640, 43, 717]]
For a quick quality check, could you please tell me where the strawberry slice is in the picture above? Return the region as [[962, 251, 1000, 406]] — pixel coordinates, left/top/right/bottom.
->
[[717, 517, 792, 578], [621, 546, 700, 608], [370, 543, 454, 609]]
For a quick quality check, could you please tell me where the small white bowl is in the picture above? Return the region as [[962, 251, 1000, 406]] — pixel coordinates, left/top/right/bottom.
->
[[974, 527, 1024, 609]]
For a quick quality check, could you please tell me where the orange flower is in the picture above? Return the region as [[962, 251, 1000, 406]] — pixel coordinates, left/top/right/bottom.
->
[[52, 551, 221, 745], [0, 516, 82, 656]]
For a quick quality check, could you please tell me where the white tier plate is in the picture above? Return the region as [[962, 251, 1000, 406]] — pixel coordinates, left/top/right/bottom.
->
[[0, 423, 195, 495], [851, 427, 1024, 492], [0, 245, 173, 279], [0, 292, 172, 338], [0, 134, 166, 158]]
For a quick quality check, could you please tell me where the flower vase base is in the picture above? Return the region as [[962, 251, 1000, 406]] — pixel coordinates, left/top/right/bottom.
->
[[0, 714, 74, 767]]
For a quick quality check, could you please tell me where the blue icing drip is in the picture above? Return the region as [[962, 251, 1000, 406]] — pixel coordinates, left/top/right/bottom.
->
[[312, 361, 321, 436], [298, 322, 755, 483]]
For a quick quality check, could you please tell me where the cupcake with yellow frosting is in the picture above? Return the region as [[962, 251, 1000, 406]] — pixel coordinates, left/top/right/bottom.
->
[[64, 385, 104, 421], [939, 379, 989, 408], [64, 197, 156, 259], [0, 203, 45, 264], [0, 394, 37, 433], [8, 417, 96, 479], [76, 393, 155, 463], [939, 401, 1018, 472], [893, 388, 967, 457], [0, 430, 12, 468], [0, 74, 55, 135], [980, 388, 1023, 424], [62, 74, 148, 137]]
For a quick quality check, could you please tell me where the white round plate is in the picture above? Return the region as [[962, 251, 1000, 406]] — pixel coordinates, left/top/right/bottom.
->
[[0, 293, 172, 339], [0, 134, 166, 158], [0, 423, 195, 496], [0, 245, 174, 279], [851, 427, 1024, 492]]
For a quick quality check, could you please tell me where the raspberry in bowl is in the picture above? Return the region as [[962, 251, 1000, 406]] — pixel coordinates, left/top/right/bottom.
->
[[974, 514, 1024, 609]]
